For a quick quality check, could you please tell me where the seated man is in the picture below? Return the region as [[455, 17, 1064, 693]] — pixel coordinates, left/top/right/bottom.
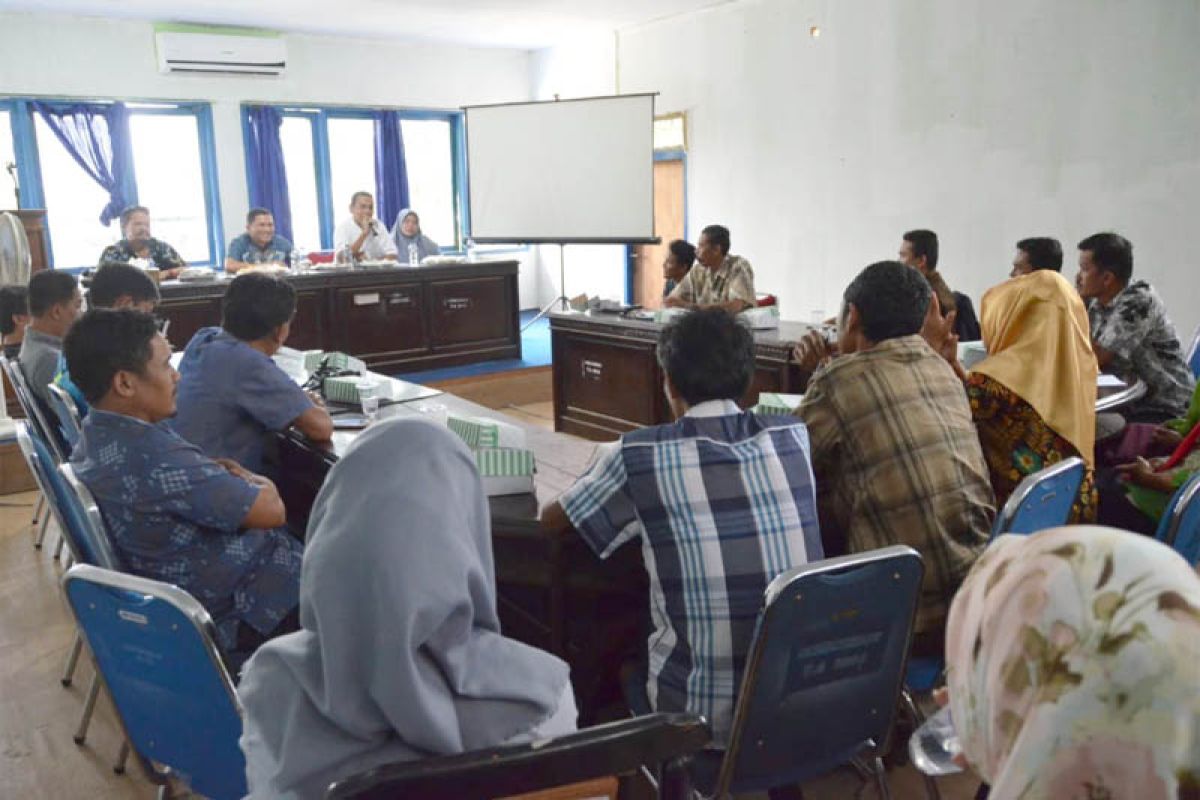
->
[[225, 208, 294, 274], [56, 262, 160, 414], [333, 192, 397, 262], [1076, 232, 1194, 423], [794, 261, 993, 654], [19, 270, 81, 407], [663, 225, 756, 313], [171, 273, 333, 471], [899, 228, 981, 341], [661, 239, 695, 299], [541, 307, 822, 747], [1009, 236, 1062, 278], [99, 205, 186, 279], [0, 284, 29, 360], [66, 308, 301, 658]]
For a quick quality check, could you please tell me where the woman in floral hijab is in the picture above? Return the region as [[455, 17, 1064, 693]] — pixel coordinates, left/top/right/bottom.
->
[[945, 526, 1200, 799]]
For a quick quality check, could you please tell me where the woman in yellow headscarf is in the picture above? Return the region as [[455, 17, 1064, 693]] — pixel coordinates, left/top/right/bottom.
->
[[958, 270, 1099, 520]]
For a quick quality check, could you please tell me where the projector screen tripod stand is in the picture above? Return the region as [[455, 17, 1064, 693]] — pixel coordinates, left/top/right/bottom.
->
[[523, 243, 569, 331]]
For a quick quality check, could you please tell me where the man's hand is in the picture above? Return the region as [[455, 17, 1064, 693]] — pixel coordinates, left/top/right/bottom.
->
[[305, 389, 326, 409], [793, 330, 833, 373], [1116, 456, 1176, 492], [1152, 425, 1184, 450], [662, 295, 693, 310]]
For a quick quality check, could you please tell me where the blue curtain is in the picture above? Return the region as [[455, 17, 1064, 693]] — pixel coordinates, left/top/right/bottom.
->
[[373, 110, 410, 230], [32, 101, 137, 226], [245, 105, 294, 243]]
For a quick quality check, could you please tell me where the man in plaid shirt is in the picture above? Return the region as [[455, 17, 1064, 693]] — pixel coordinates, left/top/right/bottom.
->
[[794, 261, 994, 655], [541, 308, 821, 747]]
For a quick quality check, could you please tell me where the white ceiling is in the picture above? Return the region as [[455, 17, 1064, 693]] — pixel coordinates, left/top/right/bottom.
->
[[0, 0, 734, 49]]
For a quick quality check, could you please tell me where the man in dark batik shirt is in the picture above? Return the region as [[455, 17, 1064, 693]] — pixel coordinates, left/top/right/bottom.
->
[[98, 205, 186, 279], [1076, 232, 1194, 422]]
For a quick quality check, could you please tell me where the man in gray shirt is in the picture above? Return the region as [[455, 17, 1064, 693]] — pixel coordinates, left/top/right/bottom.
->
[[19, 270, 82, 407]]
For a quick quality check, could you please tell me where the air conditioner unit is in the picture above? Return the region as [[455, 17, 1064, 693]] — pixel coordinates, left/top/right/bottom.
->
[[155, 30, 287, 76]]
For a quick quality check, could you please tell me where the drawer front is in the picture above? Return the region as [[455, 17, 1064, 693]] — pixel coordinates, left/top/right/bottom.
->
[[555, 333, 662, 432], [159, 298, 222, 349], [334, 284, 428, 357], [428, 276, 514, 347]]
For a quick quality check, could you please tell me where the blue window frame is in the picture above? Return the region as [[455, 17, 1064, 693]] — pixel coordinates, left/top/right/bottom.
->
[[246, 103, 467, 253], [0, 97, 222, 270]]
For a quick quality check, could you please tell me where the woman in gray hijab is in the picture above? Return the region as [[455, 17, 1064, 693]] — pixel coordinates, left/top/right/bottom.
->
[[390, 208, 440, 263], [238, 417, 576, 799]]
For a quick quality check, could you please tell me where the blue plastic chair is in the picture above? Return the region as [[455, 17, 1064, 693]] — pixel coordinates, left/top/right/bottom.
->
[[61, 563, 247, 800], [46, 382, 82, 450], [1155, 472, 1200, 565], [3, 356, 59, 546], [700, 545, 925, 799], [990, 456, 1085, 538]]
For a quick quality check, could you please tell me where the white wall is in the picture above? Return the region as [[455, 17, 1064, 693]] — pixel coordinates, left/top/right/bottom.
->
[[536, 0, 1200, 338], [0, 11, 548, 305]]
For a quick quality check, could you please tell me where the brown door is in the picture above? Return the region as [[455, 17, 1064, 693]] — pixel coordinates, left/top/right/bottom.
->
[[632, 158, 685, 308]]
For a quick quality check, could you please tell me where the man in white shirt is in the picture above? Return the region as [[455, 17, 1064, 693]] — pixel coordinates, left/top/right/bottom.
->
[[333, 192, 398, 262]]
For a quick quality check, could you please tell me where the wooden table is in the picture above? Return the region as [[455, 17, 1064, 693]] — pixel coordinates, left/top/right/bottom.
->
[[157, 260, 521, 373], [550, 311, 809, 440], [266, 391, 648, 724]]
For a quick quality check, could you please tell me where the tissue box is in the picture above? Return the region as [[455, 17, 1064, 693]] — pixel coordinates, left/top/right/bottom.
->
[[302, 350, 326, 372], [740, 305, 780, 329], [308, 350, 367, 374], [752, 392, 803, 416], [448, 414, 526, 450], [475, 447, 536, 496]]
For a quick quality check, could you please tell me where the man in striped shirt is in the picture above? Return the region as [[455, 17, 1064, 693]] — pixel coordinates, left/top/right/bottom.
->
[[541, 308, 822, 747]]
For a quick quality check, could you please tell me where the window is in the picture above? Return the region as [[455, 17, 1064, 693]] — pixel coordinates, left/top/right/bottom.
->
[[327, 117, 375, 222], [401, 119, 455, 248], [128, 112, 210, 263], [4, 99, 222, 269], [654, 113, 686, 151], [248, 105, 465, 252], [0, 109, 15, 208], [34, 115, 118, 268], [279, 116, 321, 251]]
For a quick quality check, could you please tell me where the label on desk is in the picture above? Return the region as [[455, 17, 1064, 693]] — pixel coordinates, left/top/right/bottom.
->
[[582, 359, 603, 380], [353, 292, 381, 306]]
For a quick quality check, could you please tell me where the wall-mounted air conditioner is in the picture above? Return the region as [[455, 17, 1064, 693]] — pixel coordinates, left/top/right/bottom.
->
[[155, 29, 287, 76]]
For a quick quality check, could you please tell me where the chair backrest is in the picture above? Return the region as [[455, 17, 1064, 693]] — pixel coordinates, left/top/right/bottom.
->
[[1, 355, 68, 462], [1155, 472, 1200, 564], [990, 456, 1085, 538], [1186, 324, 1200, 379], [712, 545, 925, 797], [326, 712, 711, 800], [13, 417, 59, 519], [46, 382, 82, 449], [61, 563, 246, 800], [58, 463, 122, 569]]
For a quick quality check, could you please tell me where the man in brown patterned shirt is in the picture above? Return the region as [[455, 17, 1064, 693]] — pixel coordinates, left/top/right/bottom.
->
[[663, 225, 756, 313], [794, 261, 994, 653]]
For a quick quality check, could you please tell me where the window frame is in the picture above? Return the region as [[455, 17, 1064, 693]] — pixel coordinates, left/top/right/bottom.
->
[[244, 103, 469, 253], [0, 96, 223, 270]]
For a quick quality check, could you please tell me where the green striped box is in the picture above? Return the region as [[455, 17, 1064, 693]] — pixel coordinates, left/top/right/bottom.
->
[[447, 415, 524, 450], [302, 350, 326, 372], [323, 375, 363, 404], [474, 447, 536, 477], [752, 392, 803, 416]]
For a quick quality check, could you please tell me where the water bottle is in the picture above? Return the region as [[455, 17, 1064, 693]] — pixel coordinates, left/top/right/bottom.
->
[[290, 249, 302, 273], [465, 238, 477, 263], [908, 705, 964, 776], [408, 243, 420, 265], [337, 244, 354, 267]]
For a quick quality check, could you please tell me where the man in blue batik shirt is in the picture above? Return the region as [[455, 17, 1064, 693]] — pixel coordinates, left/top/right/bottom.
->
[[65, 308, 302, 659], [171, 273, 332, 472], [541, 308, 822, 751], [225, 208, 294, 274]]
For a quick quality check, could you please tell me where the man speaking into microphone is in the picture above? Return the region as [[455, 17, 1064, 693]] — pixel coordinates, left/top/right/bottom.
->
[[334, 192, 399, 262]]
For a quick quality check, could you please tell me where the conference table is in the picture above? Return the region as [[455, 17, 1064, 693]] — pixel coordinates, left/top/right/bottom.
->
[[264, 371, 648, 724]]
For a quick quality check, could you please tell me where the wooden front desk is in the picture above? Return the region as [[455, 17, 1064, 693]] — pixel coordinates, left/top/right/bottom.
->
[[267, 392, 646, 724], [157, 261, 520, 372], [550, 312, 809, 441]]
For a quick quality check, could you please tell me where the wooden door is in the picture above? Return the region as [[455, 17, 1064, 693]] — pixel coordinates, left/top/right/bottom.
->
[[632, 159, 685, 308]]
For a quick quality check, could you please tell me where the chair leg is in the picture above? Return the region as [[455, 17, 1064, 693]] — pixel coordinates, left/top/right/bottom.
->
[[32, 494, 44, 527], [63, 550, 73, 569], [871, 756, 892, 800], [33, 509, 49, 549], [114, 740, 130, 774], [52, 531, 64, 560], [74, 673, 100, 745], [61, 633, 83, 687]]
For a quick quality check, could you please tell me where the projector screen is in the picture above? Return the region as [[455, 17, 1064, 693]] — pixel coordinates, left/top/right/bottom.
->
[[465, 94, 657, 244]]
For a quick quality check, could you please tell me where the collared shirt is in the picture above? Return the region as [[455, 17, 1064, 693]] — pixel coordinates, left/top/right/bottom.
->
[[18, 326, 62, 408], [171, 327, 314, 472], [334, 217, 398, 260], [71, 409, 301, 650], [667, 254, 756, 308], [560, 399, 821, 746], [1088, 280, 1195, 420], [798, 335, 994, 638], [227, 233, 294, 266], [99, 238, 186, 271]]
